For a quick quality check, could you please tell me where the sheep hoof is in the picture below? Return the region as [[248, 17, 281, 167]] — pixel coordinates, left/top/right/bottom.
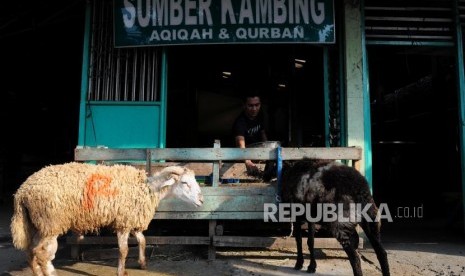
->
[[294, 262, 303, 270], [307, 266, 316, 273], [139, 262, 147, 270]]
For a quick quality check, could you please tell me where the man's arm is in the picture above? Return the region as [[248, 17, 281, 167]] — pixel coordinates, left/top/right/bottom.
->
[[235, 135, 246, 149], [235, 135, 259, 174]]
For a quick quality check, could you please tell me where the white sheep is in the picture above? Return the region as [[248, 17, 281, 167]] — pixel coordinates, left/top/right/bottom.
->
[[10, 162, 204, 276]]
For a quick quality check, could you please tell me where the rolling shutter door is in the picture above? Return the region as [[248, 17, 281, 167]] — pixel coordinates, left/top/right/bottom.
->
[[364, 0, 454, 46]]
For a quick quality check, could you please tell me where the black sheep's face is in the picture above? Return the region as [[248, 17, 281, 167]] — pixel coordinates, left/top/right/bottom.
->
[[262, 161, 277, 182], [262, 160, 294, 182]]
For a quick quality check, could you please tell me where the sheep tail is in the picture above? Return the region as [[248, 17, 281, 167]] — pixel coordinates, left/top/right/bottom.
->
[[10, 195, 34, 250]]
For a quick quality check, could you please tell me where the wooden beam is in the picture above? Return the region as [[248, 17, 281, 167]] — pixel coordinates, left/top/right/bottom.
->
[[75, 147, 362, 162], [66, 235, 362, 249], [281, 147, 362, 160], [153, 211, 268, 220], [66, 236, 210, 245]]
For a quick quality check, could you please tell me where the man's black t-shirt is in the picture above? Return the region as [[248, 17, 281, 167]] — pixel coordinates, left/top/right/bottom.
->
[[232, 112, 265, 146]]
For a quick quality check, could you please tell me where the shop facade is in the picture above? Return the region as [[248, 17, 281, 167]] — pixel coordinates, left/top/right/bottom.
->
[[77, 0, 465, 228]]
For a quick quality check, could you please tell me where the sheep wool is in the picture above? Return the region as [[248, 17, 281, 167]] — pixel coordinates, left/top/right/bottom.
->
[[11, 162, 160, 250]]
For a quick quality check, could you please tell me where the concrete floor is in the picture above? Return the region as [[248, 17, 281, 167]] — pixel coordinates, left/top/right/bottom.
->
[[1, 197, 464, 276]]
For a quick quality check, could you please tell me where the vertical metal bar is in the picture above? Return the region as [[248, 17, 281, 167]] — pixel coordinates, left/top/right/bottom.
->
[[141, 49, 147, 101], [146, 50, 152, 102], [104, 7, 111, 101], [87, 0, 97, 101], [132, 49, 138, 101], [153, 50, 159, 101], [115, 48, 121, 101], [95, 1, 104, 100], [212, 140, 220, 187], [108, 46, 114, 100], [323, 47, 331, 147], [159, 48, 168, 147], [100, 3, 107, 100], [78, 0, 92, 146], [339, 1, 347, 147], [453, 0, 465, 233], [361, 0, 373, 192], [124, 50, 129, 101]]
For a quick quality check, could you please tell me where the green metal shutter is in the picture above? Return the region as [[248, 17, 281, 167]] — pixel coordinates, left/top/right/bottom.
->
[[365, 0, 454, 46], [78, 0, 167, 149]]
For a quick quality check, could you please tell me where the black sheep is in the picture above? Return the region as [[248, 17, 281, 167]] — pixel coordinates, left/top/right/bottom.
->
[[265, 159, 390, 276]]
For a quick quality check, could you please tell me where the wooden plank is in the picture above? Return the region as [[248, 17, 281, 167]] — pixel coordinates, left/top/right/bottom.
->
[[220, 162, 266, 178], [75, 147, 362, 162], [66, 236, 210, 245], [66, 235, 362, 249], [75, 147, 147, 161], [133, 162, 214, 175], [212, 141, 220, 187], [153, 211, 267, 220], [150, 148, 277, 161], [156, 186, 278, 213], [199, 187, 277, 196], [133, 162, 261, 179], [157, 194, 276, 212], [281, 147, 362, 160], [213, 236, 363, 249], [208, 220, 217, 260]]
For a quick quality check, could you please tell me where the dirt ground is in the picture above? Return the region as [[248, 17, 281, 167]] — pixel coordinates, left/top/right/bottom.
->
[[1, 225, 465, 276]]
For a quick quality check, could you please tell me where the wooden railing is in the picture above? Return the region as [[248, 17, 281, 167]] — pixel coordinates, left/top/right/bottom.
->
[[68, 144, 363, 260]]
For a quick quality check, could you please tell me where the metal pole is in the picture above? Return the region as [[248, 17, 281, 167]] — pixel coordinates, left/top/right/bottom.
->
[[323, 47, 330, 147], [132, 49, 138, 101], [159, 48, 168, 148], [453, 0, 465, 233], [361, 0, 373, 192], [78, 0, 92, 146]]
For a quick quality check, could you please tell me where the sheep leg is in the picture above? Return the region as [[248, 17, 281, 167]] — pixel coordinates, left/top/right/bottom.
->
[[306, 222, 317, 273], [132, 231, 147, 270], [361, 221, 390, 276], [41, 236, 58, 276], [335, 228, 363, 276], [117, 231, 130, 276], [27, 250, 44, 276], [293, 221, 304, 270], [30, 233, 58, 276]]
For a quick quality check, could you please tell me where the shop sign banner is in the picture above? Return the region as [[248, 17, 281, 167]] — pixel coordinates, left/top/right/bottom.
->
[[114, 0, 335, 47]]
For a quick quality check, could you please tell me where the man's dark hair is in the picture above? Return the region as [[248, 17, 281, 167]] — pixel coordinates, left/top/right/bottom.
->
[[242, 89, 262, 103]]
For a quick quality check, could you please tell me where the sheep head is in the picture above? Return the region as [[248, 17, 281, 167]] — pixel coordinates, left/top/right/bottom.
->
[[149, 166, 204, 207]]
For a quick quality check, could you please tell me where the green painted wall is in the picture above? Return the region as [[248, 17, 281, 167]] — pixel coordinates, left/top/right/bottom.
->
[[83, 102, 161, 148], [343, 0, 372, 185]]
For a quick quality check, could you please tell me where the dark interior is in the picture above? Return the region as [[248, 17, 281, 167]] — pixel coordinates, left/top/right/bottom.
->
[[368, 46, 462, 227], [166, 44, 325, 148]]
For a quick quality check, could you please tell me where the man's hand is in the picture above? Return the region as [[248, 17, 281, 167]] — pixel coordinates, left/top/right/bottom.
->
[[245, 160, 261, 177]]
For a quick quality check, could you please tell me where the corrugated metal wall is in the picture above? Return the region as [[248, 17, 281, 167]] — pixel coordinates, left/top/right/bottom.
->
[[365, 0, 454, 46], [87, 0, 161, 102]]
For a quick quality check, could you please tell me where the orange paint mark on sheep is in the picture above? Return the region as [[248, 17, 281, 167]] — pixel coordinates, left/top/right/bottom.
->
[[82, 174, 119, 210]]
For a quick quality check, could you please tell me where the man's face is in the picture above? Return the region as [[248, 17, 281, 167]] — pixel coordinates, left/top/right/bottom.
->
[[244, 97, 261, 119]]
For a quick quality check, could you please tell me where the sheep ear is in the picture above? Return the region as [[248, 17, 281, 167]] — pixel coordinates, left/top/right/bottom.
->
[[160, 177, 176, 188]]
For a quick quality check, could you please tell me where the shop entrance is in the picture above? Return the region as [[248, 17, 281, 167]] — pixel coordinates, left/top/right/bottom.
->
[[166, 44, 325, 148], [368, 46, 462, 227]]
